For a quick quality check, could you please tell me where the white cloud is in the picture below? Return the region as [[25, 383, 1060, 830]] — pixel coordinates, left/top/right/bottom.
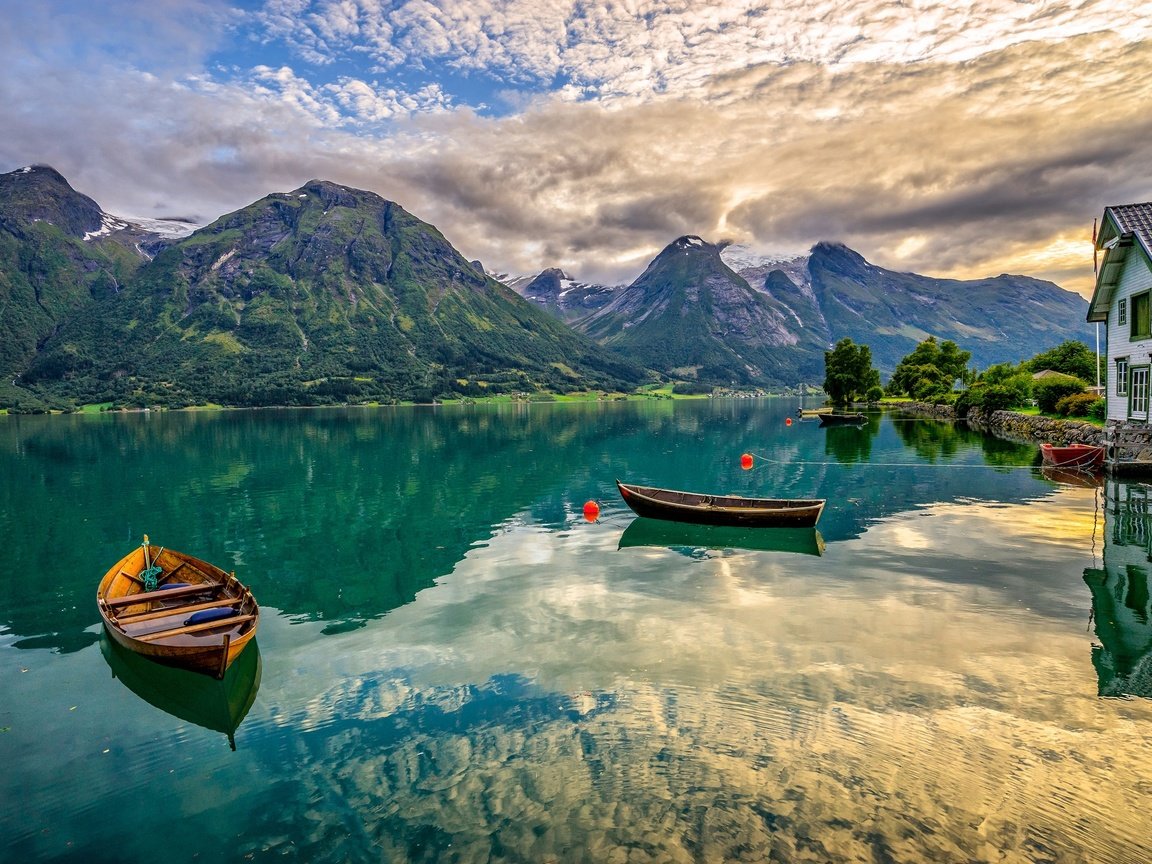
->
[[2, 1, 1151, 297], [255, 0, 1152, 103]]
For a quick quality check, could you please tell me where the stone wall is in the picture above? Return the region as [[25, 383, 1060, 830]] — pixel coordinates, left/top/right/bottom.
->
[[890, 401, 1101, 446], [888, 401, 1152, 471], [966, 409, 1103, 447], [1102, 422, 1152, 464]]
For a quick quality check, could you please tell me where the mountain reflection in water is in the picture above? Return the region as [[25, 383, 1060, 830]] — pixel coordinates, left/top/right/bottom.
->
[[4, 403, 1152, 864]]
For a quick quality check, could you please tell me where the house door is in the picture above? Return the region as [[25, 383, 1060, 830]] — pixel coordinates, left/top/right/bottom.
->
[[1131, 366, 1150, 421]]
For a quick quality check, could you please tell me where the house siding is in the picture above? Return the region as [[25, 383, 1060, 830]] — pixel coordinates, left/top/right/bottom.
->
[[1107, 253, 1152, 421]]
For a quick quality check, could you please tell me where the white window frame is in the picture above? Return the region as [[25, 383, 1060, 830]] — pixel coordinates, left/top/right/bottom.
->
[[1117, 358, 1129, 396], [1120, 298, 1128, 326]]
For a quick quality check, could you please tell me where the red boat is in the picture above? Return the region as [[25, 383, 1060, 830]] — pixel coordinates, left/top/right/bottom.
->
[[1039, 442, 1105, 470]]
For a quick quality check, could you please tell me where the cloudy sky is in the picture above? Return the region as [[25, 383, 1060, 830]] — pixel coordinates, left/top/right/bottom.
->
[[3, 0, 1150, 294]]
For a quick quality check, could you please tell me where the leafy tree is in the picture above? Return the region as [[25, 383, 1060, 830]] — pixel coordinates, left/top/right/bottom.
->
[[823, 338, 881, 407], [1023, 340, 1100, 384], [887, 337, 971, 397]]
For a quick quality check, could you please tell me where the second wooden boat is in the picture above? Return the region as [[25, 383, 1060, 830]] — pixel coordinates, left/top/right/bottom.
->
[[97, 536, 259, 679], [1040, 442, 1104, 469], [616, 480, 825, 528]]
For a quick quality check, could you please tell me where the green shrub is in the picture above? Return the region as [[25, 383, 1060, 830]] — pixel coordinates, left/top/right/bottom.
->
[[1088, 397, 1106, 420], [977, 384, 1021, 413], [1033, 375, 1087, 413], [1055, 392, 1103, 418], [865, 385, 884, 403]]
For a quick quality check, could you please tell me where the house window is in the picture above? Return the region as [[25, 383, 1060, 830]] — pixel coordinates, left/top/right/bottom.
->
[[1131, 366, 1150, 420], [1120, 298, 1128, 326], [1132, 292, 1151, 340], [1117, 358, 1129, 396]]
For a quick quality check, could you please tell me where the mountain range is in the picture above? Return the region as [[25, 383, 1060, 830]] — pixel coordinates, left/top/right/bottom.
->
[[0, 166, 646, 410], [0, 165, 1093, 410], [502, 238, 1094, 387]]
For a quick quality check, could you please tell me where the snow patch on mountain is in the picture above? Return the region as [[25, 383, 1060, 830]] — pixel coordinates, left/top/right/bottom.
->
[[84, 212, 199, 242], [720, 243, 803, 272], [721, 244, 813, 296], [123, 216, 199, 239], [84, 213, 130, 241]]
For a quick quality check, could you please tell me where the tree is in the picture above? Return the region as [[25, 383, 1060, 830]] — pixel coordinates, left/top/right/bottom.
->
[[823, 338, 881, 407], [1022, 340, 1099, 384], [887, 337, 971, 397]]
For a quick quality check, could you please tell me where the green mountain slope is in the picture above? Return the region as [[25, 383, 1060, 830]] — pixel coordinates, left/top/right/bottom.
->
[[576, 236, 828, 386], [18, 179, 646, 407], [0, 166, 148, 405], [801, 242, 1093, 374], [512, 240, 1093, 386]]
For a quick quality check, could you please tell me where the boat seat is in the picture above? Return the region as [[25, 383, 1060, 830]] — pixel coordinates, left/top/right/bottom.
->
[[103, 582, 225, 608], [135, 613, 257, 642], [112, 597, 241, 624]]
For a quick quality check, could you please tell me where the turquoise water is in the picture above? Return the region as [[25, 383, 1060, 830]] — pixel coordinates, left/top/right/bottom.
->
[[2, 400, 1150, 863]]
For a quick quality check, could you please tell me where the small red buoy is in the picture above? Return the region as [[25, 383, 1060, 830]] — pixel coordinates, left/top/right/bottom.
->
[[740, 453, 753, 470], [583, 500, 601, 522], [786, 417, 793, 426]]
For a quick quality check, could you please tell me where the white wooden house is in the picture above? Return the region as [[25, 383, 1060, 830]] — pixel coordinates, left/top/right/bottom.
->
[[1087, 203, 1152, 424]]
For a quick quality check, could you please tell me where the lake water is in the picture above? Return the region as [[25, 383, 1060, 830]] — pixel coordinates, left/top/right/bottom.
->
[[2, 399, 1151, 863]]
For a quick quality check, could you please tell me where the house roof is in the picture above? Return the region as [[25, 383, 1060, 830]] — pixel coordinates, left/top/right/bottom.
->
[[1088, 202, 1152, 322]]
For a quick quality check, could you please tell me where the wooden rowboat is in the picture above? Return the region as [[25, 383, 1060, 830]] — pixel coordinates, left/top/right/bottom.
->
[[1040, 442, 1104, 470], [97, 536, 259, 679], [616, 480, 825, 528], [818, 412, 867, 426], [798, 407, 832, 416]]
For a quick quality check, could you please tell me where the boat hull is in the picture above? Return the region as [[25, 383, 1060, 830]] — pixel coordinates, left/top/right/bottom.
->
[[1040, 443, 1104, 469], [616, 480, 825, 528], [97, 541, 259, 679]]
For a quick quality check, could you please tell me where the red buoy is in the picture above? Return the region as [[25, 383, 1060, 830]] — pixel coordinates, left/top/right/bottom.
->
[[786, 417, 793, 426], [740, 453, 753, 470], [583, 500, 601, 522]]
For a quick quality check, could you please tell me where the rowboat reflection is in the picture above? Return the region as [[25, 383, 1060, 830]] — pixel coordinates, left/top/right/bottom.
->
[[101, 631, 262, 749], [1040, 465, 1104, 488], [618, 517, 825, 557], [1084, 479, 1152, 698]]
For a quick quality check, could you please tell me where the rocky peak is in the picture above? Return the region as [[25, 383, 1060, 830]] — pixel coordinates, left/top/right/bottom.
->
[[0, 164, 103, 237], [297, 179, 376, 211], [809, 241, 869, 275], [669, 235, 712, 252]]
